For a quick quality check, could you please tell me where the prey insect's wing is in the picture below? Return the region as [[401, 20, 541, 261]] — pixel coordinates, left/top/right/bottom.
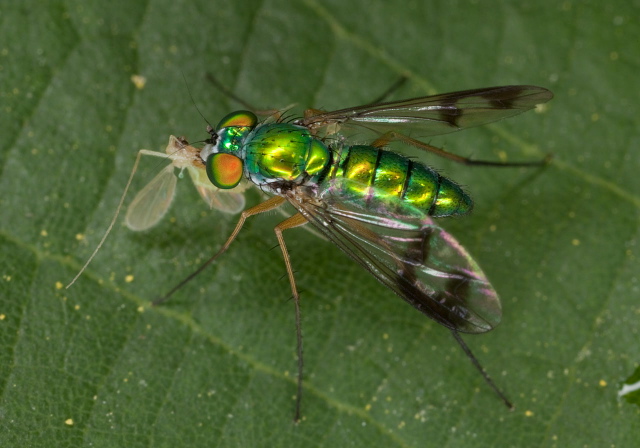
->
[[205, 189, 247, 214], [125, 164, 178, 231], [299, 85, 552, 140], [125, 160, 249, 231], [185, 166, 248, 214], [289, 180, 501, 333]]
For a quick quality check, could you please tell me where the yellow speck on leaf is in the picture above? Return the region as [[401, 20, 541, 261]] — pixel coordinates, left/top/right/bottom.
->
[[130, 74, 147, 89]]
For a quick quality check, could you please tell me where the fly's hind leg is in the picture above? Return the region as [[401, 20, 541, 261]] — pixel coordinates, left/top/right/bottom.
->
[[451, 330, 514, 410], [371, 131, 551, 167], [273, 212, 310, 423]]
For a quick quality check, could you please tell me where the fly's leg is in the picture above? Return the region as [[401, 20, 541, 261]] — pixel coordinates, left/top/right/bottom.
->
[[366, 76, 408, 105], [216, 73, 405, 120], [451, 330, 514, 410], [66, 149, 174, 288], [302, 77, 409, 121], [371, 131, 551, 167], [273, 212, 309, 423], [206, 73, 285, 118], [153, 196, 287, 305]]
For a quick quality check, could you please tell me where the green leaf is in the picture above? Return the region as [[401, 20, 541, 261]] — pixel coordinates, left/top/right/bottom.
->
[[620, 365, 640, 407], [2, 0, 639, 446]]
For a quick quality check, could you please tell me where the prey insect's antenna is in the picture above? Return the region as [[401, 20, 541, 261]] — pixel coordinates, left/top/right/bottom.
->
[[451, 330, 514, 409], [67, 137, 195, 288], [66, 149, 150, 288]]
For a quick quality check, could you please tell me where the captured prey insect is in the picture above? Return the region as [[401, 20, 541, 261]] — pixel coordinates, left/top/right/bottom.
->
[[123, 135, 250, 230], [66, 135, 251, 286], [69, 84, 553, 422]]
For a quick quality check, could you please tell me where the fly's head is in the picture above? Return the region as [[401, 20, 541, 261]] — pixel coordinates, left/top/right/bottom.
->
[[201, 110, 257, 189]]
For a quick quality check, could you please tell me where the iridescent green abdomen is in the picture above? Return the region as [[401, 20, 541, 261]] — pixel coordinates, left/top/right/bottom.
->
[[332, 145, 472, 217], [245, 123, 330, 185]]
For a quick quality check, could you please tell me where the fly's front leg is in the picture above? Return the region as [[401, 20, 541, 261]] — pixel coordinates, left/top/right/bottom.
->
[[273, 212, 309, 423], [365, 76, 408, 105], [205, 73, 288, 118], [153, 196, 287, 305], [303, 76, 408, 120]]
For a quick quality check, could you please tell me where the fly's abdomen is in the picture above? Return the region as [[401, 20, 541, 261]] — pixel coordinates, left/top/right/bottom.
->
[[334, 145, 472, 217], [245, 123, 330, 185]]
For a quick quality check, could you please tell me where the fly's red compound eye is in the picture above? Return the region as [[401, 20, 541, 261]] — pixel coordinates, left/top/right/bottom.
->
[[206, 153, 244, 189], [216, 110, 257, 130]]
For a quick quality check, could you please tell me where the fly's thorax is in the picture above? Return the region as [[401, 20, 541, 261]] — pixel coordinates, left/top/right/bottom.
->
[[332, 145, 472, 218], [244, 123, 330, 186]]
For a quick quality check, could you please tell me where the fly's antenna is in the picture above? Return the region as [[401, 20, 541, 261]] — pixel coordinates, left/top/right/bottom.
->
[[181, 71, 215, 131]]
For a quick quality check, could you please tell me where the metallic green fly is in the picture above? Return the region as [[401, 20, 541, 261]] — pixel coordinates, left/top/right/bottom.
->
[[70, 84, 553, 422]]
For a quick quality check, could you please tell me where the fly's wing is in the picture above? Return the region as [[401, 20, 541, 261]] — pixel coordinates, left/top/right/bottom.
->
[[299, 85, 552, 141], [289, 180, 501, 333], [186, 166, 248, 214], [125, 164, 177, 231]]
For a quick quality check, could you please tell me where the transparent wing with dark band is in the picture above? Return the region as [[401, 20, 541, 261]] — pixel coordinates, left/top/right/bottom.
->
[[299, 85, 553, 140], [288, 181, 501, 333]]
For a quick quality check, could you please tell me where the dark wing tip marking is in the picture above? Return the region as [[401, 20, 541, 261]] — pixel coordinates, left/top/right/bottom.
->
[[439, 105, 464, 128]]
